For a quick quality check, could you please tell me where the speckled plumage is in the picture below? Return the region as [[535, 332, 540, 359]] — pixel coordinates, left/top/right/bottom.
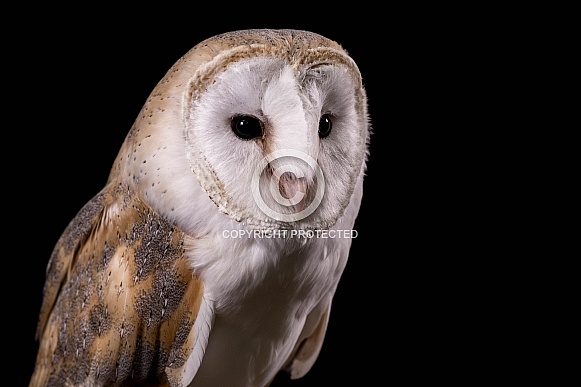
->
[[30, 29, 370, 387], [32, 187, 206, 386]]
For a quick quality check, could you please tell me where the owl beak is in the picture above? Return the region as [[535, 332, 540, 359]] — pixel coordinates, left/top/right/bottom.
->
[[278, 172, 308, 213]]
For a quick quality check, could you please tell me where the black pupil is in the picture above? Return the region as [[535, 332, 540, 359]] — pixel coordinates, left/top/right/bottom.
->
[[231, 116, 263, 140], [318, 114, 332, 138]]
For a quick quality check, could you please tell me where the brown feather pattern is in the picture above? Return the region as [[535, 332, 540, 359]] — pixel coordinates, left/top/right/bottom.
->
[[30, 183, 204, 387]]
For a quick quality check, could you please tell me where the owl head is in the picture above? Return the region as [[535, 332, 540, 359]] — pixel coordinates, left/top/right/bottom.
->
[[110, 29, 370, 234]]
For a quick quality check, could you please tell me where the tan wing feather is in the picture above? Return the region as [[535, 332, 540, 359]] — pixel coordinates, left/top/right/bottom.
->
[[284, 300, 332, 380], [30, 184, 205, 387]]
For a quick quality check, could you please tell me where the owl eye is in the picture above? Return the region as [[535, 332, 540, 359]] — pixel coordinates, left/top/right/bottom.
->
[[318, 114, 333, 138], [231, 115, 264, 140]]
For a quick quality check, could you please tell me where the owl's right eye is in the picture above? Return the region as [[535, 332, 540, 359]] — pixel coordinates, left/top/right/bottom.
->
[[231, 115, 264, 140]]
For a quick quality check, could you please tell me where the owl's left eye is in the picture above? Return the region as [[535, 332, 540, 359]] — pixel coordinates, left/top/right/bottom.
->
[[231, 115, 264, 140], [318, 114, 333, 138]]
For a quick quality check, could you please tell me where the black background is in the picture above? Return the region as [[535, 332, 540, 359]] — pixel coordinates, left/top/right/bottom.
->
[[14, 15, 392, 386]]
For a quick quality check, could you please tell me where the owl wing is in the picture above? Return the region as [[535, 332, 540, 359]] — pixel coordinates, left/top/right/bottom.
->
[[284, 297, 332, 380], [30, 184, 213, 387]]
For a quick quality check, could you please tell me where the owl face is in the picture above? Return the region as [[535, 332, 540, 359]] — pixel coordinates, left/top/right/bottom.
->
[[185, 52, 368, 231]]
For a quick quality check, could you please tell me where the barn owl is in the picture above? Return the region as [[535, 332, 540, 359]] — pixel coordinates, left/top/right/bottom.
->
[[30, 29, 371, 387]]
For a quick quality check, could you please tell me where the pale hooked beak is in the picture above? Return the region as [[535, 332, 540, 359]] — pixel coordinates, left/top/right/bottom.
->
[[274, 169, 308, 214]]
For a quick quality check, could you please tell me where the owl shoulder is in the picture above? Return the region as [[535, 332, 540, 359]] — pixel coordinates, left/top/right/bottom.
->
[[32, 183, 210, 386]]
